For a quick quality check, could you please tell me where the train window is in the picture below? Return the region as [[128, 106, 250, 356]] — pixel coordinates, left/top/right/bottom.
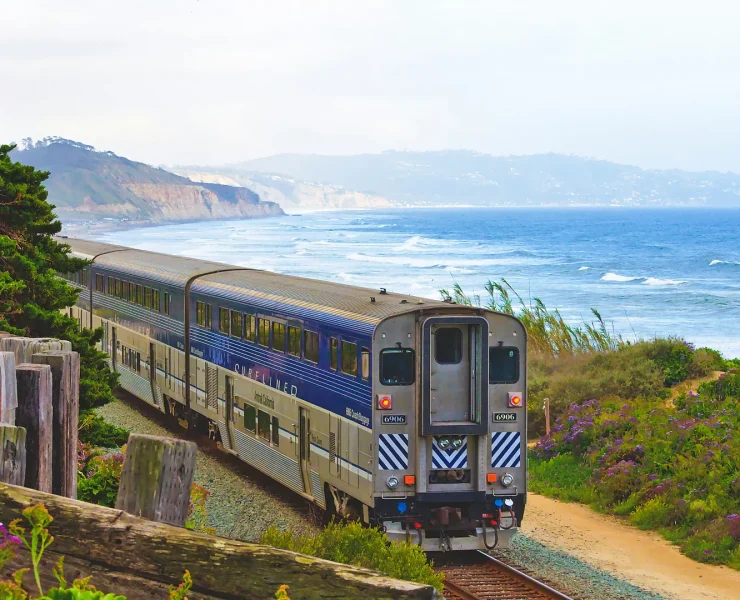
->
[[136, 285, 144, 306], [489, 347, 520, 384], [218, 308, 229, 334], [164, 292, 170, 315], [244, 314, 256, 342], [288, 326, 301, 357], [304, 331, 319, 363], [258, 318, 270, 347], [196, 301, 212, 327], [114, 279, 120, 298], [144, 287, 152, 308], [258, 410, 270, 441], [341, 341, 358, 376], [272, 416, 280, 446], [361, 347, 370, 380], [244, 404, 256, 433], [380, 348, 415, 385], [272, 322, 285, 352], [330, 337, 338, 370], [95, 274, 104, 293], [129, 282, 135, 302], [107, 277, 113, 295], [153, 289, 160, 312], [230, 310, 242, 338], [435, 328, 462, 364]]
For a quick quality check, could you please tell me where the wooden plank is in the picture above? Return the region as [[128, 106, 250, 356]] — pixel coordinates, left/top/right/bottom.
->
[[0, 337, 73, 365], [0, 483, 437, 600], [0, 425, 26, 485], [32, 351, 80, 499], [115, 434, 197, 527], [15, 363, 53, 492], [0, 351, 17, 425]]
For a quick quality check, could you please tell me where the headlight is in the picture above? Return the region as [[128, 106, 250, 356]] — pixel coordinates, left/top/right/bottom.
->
[[451, 437, 464, 450], [386, 476, 399, 489], [438, 436, 451, 450], [501, 473, 514, 487]]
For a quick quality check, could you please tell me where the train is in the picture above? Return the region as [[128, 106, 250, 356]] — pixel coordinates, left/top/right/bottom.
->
[[61, 236, 527, 552]]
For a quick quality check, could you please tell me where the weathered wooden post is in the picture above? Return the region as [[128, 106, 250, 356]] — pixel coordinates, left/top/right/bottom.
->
[[544, 397, 551, 436], [0, 337, 73, 365], [32, 350, 80, 499], [0, 351, 18, 425], [0, 425, 26, 485], [15, 363, 53, 493], [116, 434, 197, 527]]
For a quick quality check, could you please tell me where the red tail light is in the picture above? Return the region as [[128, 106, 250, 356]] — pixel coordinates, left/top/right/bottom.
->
[[377, 394, 392, 410]]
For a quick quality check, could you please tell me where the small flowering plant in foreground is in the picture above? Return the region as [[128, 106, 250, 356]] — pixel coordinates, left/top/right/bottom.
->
[[0, 504, 192, 600]]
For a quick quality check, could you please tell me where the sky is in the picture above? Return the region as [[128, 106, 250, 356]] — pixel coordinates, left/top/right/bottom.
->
[[2, 1, 740, 172]]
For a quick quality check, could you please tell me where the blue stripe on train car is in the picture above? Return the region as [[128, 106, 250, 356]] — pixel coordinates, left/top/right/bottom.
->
[[490, 432, 521, 468], [377, 434, 409, 470]]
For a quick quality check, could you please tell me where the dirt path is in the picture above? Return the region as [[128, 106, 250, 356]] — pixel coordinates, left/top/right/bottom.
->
[[521, 494, 740, 599]]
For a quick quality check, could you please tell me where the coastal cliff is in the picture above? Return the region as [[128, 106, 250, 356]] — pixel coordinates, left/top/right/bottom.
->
[[12, 138, 283, 222]]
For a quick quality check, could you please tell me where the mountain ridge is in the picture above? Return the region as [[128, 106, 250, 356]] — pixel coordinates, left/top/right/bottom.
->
[[12, 137, 284, 222], [178, 150, 740, 208]]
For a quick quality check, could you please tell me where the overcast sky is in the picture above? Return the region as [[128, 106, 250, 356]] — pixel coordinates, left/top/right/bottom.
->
[[3, 1, 740, 171]]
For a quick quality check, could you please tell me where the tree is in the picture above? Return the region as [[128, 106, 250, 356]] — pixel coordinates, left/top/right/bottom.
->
[[0, 143, 119, 415]]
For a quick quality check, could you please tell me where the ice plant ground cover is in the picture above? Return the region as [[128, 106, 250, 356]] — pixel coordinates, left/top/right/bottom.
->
[[530, 368, 740, 568]]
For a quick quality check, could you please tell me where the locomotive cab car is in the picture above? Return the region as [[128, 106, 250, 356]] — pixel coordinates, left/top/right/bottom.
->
[[60, 237, 526, 552]]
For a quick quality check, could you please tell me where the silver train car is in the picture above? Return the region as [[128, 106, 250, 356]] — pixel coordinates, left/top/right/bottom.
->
[[62, 237, 527, 551]]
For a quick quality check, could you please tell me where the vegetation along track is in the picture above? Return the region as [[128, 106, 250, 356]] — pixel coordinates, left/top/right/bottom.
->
[[438, 551, 577, 600]]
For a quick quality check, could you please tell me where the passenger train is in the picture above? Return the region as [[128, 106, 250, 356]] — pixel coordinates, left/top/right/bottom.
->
[[61, 237, 527, 551]]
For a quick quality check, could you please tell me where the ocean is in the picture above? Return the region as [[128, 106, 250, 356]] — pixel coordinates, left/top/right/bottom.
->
[[94, 208, 740, 358]]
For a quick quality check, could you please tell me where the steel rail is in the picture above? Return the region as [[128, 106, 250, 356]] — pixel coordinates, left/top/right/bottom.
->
[[477, 551, 575, 600]]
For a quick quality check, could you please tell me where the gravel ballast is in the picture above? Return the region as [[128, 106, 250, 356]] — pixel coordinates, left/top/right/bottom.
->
[[96, 397, 317, 542]]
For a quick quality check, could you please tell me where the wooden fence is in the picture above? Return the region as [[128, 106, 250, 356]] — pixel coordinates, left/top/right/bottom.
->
[[0, 334, 438, 599]]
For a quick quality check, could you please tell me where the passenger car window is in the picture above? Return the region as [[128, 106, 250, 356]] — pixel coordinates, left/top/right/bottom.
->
[[258, 410, 270, 441], [380, 348, 415, 385], [361, 347, 370, 380], [218, 307, 229, 334], [244, 314, 256, 342], [288, 326, 301, 356], [258, 318, 270, 347], [435, 328, 462, 364], [304, 330, 319, 363], [272, 322, 285, 352], [272, 416, 280, 446], [230, 310, 242, 338], [244, 404, 256, 433], [341, 341, 358, 376], [489, 347, 520, 384], [330, 337, 338, 370]]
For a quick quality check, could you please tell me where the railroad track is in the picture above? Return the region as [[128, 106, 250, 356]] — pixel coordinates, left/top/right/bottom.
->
[[438, 551, 575, 600]]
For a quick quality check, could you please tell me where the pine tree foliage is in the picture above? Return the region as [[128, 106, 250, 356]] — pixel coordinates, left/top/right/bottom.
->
[[0, 143, 118, 411]]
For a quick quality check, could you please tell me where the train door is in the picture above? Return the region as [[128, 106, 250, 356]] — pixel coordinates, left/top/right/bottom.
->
[[224, 374, 236, 451], [298, 407, 313, 497], [430, 324, 471, 422], [111, 326, 118, 370]]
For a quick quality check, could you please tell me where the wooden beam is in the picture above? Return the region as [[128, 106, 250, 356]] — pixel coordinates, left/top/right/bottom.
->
[[32, 351, 80, 499], [116, 434, 196, 527], [15, 364, 53, 493], [0, 483, 437, 600], [0, 425, 26, 485], [0, 351, 17, 425]]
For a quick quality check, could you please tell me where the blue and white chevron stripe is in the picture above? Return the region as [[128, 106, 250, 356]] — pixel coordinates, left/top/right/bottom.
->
[[431, 438, 468, 469], [377, 434, 409, 470], [491, 432, 521, 468]]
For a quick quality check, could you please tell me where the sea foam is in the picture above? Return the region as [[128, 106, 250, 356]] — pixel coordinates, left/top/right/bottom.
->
[[601, 272, 642, 282]]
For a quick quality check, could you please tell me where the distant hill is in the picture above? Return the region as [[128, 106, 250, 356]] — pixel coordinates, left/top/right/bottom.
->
[[182, 150, 740, 208], [12, 138, 283, 222]]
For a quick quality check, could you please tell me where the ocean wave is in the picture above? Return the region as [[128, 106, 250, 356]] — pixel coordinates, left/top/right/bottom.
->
[[448, 267, 478, 275], [578, 266, 591, 271], [710, 259, 740, 266], [643, 277, 686, 286], [601, 272, 642, 282], [347, 252, 552, 269], [601, 273, 686, 286]]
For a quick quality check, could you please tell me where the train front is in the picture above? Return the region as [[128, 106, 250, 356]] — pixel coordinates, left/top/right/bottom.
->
[[372, 309, 526, 551]]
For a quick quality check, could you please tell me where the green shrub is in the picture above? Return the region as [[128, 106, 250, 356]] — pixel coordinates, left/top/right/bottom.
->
[[528, 455, 596, 503], [261, 521, 444, 591], [630, 497, 674, 529], [78, 412, 130, 447]]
